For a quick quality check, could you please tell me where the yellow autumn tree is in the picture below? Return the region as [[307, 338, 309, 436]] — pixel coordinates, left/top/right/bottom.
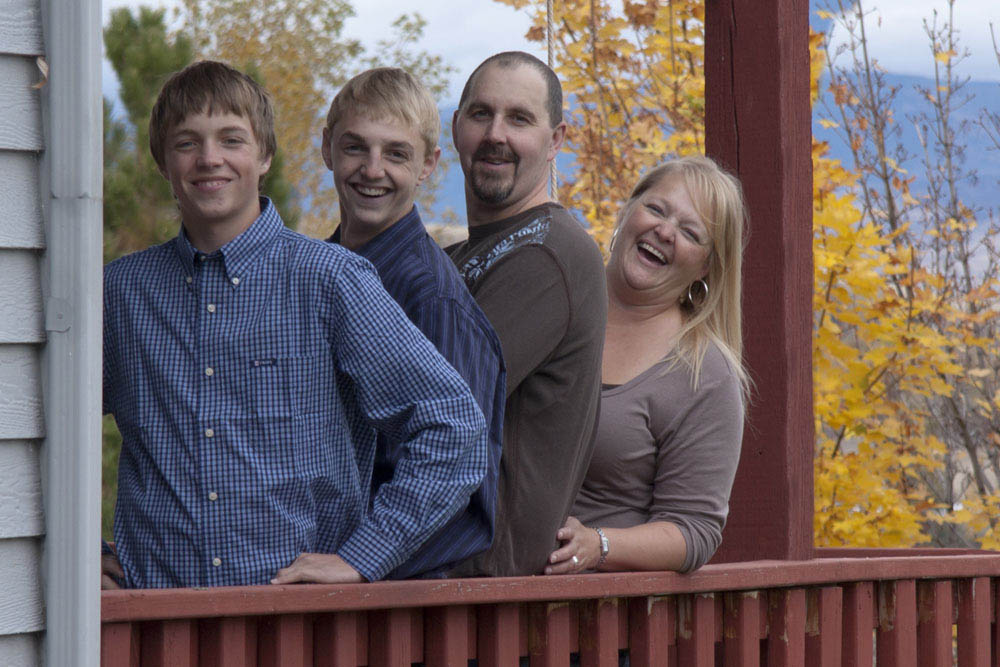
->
[[815, 0, 1000, 548], [495, 0, 705, 249]]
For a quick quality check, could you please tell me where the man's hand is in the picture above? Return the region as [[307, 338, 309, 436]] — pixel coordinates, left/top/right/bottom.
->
[[270, 553, 366, 585], [101, 552, 125, 589]]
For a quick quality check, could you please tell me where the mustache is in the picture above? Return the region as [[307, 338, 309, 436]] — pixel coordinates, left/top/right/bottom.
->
[[472, 142, 518, 164]]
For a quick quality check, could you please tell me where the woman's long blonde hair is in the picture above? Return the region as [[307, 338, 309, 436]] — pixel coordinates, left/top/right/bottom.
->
[[614, 155, 750, 403]]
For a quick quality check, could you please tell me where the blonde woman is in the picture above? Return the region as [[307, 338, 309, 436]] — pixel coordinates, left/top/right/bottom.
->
[[546, 156, 749, 575]]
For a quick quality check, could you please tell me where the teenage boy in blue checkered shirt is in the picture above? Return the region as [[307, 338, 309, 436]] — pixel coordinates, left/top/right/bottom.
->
[[100, 60, 488, 589]]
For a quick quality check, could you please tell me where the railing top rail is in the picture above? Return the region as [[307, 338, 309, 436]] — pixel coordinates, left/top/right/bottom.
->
[[101, 553, 1000, 623]]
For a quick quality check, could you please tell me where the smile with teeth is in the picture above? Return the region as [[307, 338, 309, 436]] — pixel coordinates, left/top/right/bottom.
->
[[193, 179, 230, 191], [353, 184, 390, 197], [637, 241, 668, 265]]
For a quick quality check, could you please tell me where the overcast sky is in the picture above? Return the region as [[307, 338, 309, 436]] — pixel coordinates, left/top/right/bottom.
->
[[101, 0, 1000, 108]]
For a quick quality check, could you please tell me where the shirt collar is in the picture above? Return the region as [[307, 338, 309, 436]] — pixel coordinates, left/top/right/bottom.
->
[[330, 206, 424, 271], [173, 197, 283, 282]]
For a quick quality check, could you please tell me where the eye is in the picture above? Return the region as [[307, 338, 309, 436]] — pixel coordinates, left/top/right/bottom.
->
[[173, 139, 196, 150], [645, 203, 664, 215], [385, 149, 410, 162], [510, 113, 531, 126], [341, 143, 365, 154], [222, 136, 246, 146], [682, 227, 702, 242], [469, 108, 491, 120]]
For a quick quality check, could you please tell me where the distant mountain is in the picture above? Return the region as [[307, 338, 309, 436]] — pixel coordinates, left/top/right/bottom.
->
[[813, 72, 999, 218]]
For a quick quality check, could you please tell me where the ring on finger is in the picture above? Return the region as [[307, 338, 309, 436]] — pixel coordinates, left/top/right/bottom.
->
[[571, 555, 579, 565]]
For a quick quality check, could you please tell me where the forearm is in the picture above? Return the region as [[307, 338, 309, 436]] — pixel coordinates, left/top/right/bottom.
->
[[597, 521, 687, 572], [547, 517, 688, 574]]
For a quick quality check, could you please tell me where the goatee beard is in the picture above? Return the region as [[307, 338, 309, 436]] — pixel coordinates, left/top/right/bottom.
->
[[470, 142, 517, 205]]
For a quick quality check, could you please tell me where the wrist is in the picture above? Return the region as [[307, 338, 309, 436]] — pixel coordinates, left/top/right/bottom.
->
[[594, 527, 609, 567]]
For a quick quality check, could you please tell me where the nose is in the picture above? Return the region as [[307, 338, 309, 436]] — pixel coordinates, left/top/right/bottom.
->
[[361, 153, 385, 180], [654, 217, 678, 243], [196, 141, 223, 168], [484, 117, 506, 144]]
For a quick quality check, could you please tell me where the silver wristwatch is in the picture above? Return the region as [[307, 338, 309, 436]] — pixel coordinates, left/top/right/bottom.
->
[[595, 527, 609, 566]]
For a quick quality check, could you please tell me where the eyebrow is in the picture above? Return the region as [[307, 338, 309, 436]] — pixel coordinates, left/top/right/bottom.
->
[[171, 125, 251, 137], [339, 132, 414, 152]]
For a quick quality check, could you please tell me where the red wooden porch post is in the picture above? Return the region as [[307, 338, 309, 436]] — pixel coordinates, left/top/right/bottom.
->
[[705, 0, 815, 562]]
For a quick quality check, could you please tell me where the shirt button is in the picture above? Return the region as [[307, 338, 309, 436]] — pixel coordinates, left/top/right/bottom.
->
[[205, 367, 214, 377], [212, 557, 222, 567], [185, 276, 193, 284], [204, 428, 214, 438], [231, 277, 240, 286], [207, 304, 216, 313], [208, 491, 218, 501]]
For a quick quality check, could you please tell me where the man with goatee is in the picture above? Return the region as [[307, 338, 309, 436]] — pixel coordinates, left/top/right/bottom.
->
[[448, 52, 607, 577]]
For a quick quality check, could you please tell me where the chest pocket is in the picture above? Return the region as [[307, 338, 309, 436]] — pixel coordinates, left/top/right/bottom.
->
[[247, 352, 336, 418]]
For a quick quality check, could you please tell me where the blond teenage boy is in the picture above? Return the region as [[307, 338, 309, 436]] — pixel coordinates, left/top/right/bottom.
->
[[101, 61, 488, 588], [322, 68, 504, 578]]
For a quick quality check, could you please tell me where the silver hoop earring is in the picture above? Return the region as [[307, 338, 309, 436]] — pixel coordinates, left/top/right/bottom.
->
[[686, 279, 709, 307]]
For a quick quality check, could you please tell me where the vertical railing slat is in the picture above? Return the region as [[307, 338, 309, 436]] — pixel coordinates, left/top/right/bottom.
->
[[258, 613, 310, 667], [425, 605, 470, 667], [677, 593, 715, 666], [877, 579, 917, 667], [805, 586, 842, 667], [843, 581, 875, 667], [315, 611, 359, 667], [767, 588, 806, 667], [916, 580, 952, 667], [578, 598, 619, 667], [993, 579, 1000, 667], [369, 608, 412, 667], [723, 591, 760, 667], [140, 619, 198, 667], [629, 596, 674, 667], [101, 622, 139, 667], [959, 577, 991, 667], [477, 603, 520, 667], [527, 602, 571, 666], [200, 616, 256, 666]]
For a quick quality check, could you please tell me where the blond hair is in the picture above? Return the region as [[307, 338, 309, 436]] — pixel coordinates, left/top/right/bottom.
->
[[325, 68, 439, 157], [615, 155, 750, 402]]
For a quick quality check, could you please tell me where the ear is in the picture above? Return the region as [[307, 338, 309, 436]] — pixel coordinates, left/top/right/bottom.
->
[[418, 146, 442, 184], [259, 152, 272, 176], [321, 127, 334, 171], [547, 121, 567, 161], [451, 109, 460, 146]]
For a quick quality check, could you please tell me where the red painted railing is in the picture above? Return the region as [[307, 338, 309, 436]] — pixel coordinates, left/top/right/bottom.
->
[[101, 553, 1000, 666]]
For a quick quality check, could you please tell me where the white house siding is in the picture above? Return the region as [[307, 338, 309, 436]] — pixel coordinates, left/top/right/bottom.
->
[[0, 0, 47, 664]]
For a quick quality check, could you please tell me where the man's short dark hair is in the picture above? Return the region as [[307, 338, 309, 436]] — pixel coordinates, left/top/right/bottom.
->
[[458, 51, 563, 128]]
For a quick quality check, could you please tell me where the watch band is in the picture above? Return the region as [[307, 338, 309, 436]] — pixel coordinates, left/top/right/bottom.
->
[[595, 527, 609, 566]]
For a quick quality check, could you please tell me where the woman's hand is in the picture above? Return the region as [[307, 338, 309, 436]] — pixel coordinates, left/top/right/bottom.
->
[[544, 516, 601, 575]]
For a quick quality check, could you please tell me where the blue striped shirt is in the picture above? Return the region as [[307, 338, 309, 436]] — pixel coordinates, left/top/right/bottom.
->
[[331, 207, 504, 578], [103, 199, 487, 588]]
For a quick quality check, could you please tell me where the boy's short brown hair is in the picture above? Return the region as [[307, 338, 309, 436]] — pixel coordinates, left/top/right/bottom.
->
[[325, 68, 439, 157], [149, 60, 276, 176]]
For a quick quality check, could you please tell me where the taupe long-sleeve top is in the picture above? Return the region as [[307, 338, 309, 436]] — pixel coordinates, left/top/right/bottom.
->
[[572, 342, 744, 573]]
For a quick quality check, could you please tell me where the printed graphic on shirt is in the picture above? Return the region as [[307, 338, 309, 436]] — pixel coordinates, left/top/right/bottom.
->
[[456, 214, 551, 290]]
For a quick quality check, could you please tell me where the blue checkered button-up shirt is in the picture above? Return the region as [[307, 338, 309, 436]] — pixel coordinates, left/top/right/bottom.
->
[[331, 207, 505, 578], [103, 199, 487, 588]]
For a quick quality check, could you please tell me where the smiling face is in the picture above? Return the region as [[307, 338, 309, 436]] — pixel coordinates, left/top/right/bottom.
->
[[323, 111, 440, 250], [608, 173, 713, 309], [452, 63, 566, 224], [161, 110, 271, 251]]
